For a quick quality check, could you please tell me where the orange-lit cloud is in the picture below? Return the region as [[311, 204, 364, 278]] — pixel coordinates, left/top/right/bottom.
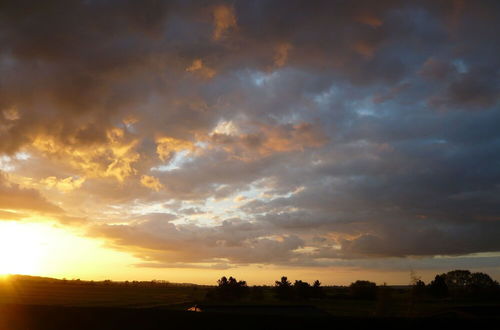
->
[[40, 176, 86, 192], [355, 12, 383, 28], [0, 172, 62, 214], [0, 209, 26, 221], [156, 136, 196, 162], [208, 121, 328, 160], [212, 5, 237, 40], [353, 41, 376, 58], [2, 107, 20, 121], [186, 59, 216, 79], [140, 175, 163, 192], [273, 42, 292, 68], [32, 128, 140, 182]]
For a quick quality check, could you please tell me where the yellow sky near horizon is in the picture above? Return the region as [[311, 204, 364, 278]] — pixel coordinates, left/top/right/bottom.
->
[[1, 219, 498, 286]]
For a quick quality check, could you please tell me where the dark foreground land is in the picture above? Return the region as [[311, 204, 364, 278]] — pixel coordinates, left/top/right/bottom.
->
[[0, 275, 499, 329], [1, 304, 499, 330]]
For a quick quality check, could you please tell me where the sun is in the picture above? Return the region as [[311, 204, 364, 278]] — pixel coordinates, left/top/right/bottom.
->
[[0, 221, 46, 275]]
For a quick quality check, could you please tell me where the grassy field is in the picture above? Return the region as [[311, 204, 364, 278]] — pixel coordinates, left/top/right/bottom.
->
[[1, 275, 500, 329], [0, 275, 209, 308], [1, 275, 499, 319]]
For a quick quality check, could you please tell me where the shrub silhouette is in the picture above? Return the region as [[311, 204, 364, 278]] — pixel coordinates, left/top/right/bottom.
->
[[312, 280, 325, 299], [274, 276, 293, 300], [294, 280, 312, 300], [428, 274, 448, 298], [411, 279, 426, 300]]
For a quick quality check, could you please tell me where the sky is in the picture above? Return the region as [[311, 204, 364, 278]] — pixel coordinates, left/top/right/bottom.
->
[[0, 0, 499, 285]]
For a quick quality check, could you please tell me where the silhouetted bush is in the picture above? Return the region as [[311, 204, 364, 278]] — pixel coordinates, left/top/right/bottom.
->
[[274, 276, 293, 300], [428, 274, 448, 298], [294, 280, 312, 300], [349, 280, 377, 300], [411, 279, 427, 301], [312, 280, 325, 299]]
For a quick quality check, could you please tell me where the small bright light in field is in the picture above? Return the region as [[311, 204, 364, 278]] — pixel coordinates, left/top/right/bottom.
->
[[0, 221, 46, 275]]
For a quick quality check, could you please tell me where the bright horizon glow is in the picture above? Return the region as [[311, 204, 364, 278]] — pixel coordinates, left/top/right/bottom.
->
[[0, 220, 499, 286], [0, 221, 45, 275], [0, 220, 143, 280]]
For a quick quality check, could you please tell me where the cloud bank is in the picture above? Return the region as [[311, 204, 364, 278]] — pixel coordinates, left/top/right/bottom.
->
[[1, 0, 499, 272]]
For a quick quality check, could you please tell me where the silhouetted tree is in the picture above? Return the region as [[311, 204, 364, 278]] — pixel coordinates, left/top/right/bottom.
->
[[214, 276, 249, 300], [411, 280, 426, 300], [274, 276, 293, 300], [437, 269, 499, 299], [294, 280, 311, 300], [428, 274, 448, 298], [312, 280, 324, 298], [349, 280, 377, 300], [445, 270, 472, 290], [468, 272, 499, 298]]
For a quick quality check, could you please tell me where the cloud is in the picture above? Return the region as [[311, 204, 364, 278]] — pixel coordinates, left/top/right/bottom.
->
[[89, 216, 304, 266], [355, 12, 383, 28], [186, 59, 216, 79], [31, 128, 140, 182], [0, 171, 62, 214], [156, 136, 196, 162], [419, 58, 455, 81], [0, 0, 499, 273], [40, 176, 86, 193], [208, 121, 328, 160], [140, 175, 163, 192], [212, 4, 237, 41], [273, 42, 292, 68], [0, 209, 26, 221]]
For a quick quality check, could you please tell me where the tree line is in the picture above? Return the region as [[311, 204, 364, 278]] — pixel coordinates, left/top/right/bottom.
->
[[207, 269, 500, 302]]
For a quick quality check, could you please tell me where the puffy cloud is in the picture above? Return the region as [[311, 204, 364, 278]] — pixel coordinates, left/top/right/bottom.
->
[[212, 4, 237, 41], [0, 171, 62, 214], [419, 58, 455, 80], [355, 12, 383, 28], [186, 59, 216, 79], [273, 42, 292, 68], [156, 136, 196, 162], [208, 121, 328, 160], [140, 175, 163, 192], [40, 176, 86, 193], [88, 216, 304, 266], [31, 127, 140, 182]]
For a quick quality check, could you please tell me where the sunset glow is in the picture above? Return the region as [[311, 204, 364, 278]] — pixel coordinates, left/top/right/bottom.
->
[[0, 222, 44, 275]]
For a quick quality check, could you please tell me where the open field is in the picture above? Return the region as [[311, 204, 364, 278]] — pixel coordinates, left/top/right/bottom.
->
[[1, 303, 499, 330], [1, 274, 499, 329], [0, 275, 208, 308]]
